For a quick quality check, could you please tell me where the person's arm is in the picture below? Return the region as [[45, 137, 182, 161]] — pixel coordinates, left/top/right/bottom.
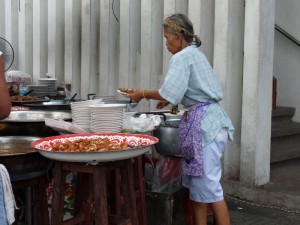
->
[[0, 55, 12, 119], [128, 89, 165, 102]]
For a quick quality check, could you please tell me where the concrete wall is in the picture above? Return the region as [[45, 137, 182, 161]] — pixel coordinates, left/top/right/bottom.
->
[[274, 0, 300, 122], [0, 0, 277, 192]]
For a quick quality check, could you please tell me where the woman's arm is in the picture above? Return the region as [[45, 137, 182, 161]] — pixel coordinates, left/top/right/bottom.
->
[[0, 56, 12, 119], [128, 89, 165, 102]]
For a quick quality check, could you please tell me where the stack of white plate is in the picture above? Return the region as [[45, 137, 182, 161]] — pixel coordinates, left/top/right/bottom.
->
[[38, 78, 57, 96], [89, 104, 126, 133], [27, 84, 48, 97], [71, 99, 103, 131]]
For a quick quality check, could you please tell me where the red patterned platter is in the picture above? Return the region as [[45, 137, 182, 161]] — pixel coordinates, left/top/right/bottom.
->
[[31, 133, 158, 163]]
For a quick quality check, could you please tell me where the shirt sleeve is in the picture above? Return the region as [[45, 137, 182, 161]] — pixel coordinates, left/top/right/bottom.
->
[[159, 55, 190, 105]]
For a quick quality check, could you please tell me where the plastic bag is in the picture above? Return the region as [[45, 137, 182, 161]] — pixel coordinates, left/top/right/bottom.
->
[[5, 70, 32, 95], [152, 156, 182, 193], [123, 113, 161, 132]]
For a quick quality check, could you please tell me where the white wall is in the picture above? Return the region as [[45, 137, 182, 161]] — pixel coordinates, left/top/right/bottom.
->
[[274, 0, 300, 121]]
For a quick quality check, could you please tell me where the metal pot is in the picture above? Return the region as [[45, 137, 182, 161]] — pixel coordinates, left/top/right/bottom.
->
[[0, 136, 53, 182], [0, 110, 71, 136], [152, 113, 182, 157]]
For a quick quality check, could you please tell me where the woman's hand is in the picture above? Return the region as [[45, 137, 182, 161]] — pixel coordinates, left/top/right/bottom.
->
[[128, 90, 143, 103], [157, 100, 169, 109]]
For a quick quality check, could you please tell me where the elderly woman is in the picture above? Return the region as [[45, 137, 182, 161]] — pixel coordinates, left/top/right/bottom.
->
[[0, 52, 11, 120], [129, 13, 234, 225]]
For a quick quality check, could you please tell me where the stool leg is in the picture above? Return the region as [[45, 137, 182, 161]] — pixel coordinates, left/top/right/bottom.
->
[[109, 168, 121, 216], [35, 176, 50, 225], [134, 156, 147, 225], [51, 162, 66, 225], [74, 172, 97, 225], [93, 167, 108, 225], [121, 160, 138, 225]]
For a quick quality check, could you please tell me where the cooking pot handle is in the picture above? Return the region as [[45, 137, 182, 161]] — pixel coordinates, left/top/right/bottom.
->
[[87, 93, 96, 100]]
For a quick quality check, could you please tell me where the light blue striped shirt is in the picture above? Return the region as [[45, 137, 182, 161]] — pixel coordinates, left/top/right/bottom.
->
[[159, 45, 234, 146]]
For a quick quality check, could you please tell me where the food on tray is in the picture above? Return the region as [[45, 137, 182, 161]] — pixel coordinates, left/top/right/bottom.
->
[[52, 137, 129, 152], [118, 88, 135, 94], [10, 95, 38, 102]]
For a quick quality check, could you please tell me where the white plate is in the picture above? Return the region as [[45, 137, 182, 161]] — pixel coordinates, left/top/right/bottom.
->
[[32, 133, 158, 163], [90, 110, 123, 115], [91, 118, 122, 122], [71, 100, 103, 106], [72, 113, 91, 117], [91, 128, 122, 133], [89, 104, 126, 110], [91, 125, 122, 130]]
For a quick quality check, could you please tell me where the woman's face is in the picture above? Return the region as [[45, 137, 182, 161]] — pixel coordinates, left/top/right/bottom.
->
[[163, 28, 182, 55]]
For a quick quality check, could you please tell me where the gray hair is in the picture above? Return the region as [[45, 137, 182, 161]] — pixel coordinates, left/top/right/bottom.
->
[[163, 13, 201, 47]]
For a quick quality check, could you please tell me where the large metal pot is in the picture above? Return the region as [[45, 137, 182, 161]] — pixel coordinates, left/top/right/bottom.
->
[[0, 110, 72, 136], [152, 113, 182, 157], [0, 136, 53, 182]]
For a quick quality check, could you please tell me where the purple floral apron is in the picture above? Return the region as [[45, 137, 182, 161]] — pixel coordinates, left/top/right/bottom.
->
[[179, 102, 211, 176]]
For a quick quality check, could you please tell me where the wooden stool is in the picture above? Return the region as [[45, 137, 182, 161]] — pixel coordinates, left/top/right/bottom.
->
[[12, 175, 49, 225], [109, 156, 147, 225], [50, 159, 140, 225], [133, 156, 147, 225]]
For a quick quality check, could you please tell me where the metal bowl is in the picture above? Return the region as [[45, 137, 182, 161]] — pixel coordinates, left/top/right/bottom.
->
[[0, 136, 53, 181], [3, 110, 72, 122]]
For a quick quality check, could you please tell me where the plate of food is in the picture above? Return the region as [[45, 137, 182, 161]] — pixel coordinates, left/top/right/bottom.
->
[[117, 88, 135, 98], [10, 95, 50, 105], [32, 133, 158, 163]]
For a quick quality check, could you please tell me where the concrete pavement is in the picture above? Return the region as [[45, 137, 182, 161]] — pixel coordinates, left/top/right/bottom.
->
[[224, 196, 300, 225]]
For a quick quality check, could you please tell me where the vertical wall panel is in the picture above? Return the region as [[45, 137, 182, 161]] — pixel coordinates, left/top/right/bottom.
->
[[99, 0, 119, 97], [140, 0, 163, 111], [48, 0, 64, 84], [0, 0, 5, 37], [32, 0, 48, 82], [5, 0, 19, 70], [119, 0, 141, 90], [19, 0, 33, 73], [99, 0, 110, 95], [214, 0, 245, 180], [106, 0, 119, 97], [89, 0, 99, 96], [64, 0, 81, 96], [119, 0, 130, 88], [81, 0, 99, 99], [140, 0, 154, 110], [162, 0, 188, 84], [189, 0, 215, 63]]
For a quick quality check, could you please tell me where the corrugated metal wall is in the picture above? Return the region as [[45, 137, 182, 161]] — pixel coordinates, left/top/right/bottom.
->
[[0, 0, 215, 111]]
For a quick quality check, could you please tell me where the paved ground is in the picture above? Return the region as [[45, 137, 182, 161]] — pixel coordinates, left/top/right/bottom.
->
[[223, 196, 300, 225]]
